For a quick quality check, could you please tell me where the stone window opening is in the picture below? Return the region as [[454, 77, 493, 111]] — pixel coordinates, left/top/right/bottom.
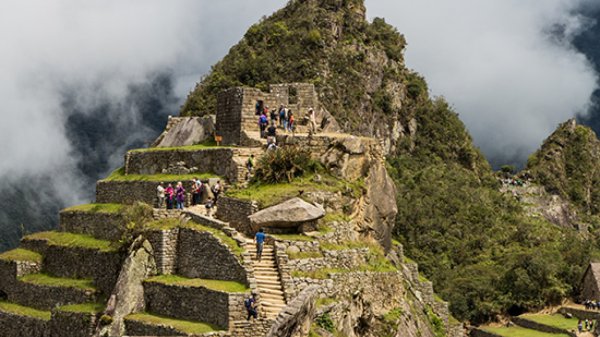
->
[[289, 87, 298, 105]]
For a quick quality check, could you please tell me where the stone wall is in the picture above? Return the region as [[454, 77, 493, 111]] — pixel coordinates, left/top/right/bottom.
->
[[558, 307, 600, 320], [176, 227, 247, 284], [0, 259, 41, 293], [124, 148, 239, 183], [49, 310, 98, 337], [582, 266, 600, 301], [145, 228, 179, 275], [217, 87, 244, 146], [470, 328, 502, 337], [0, 310, 49, 337], [286, 248, 368, 273], [143, 281, 246, 329], [7, 280, 96, 310], [59, 210, 125, 242], [124, 317, 229, 337], [20, 240, 123, 296], [216, 196, 258, 236], [96, 180, 197, 206], [511, 316, 576, 337]]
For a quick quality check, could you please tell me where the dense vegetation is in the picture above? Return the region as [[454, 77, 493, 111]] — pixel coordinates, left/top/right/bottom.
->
[[179, 0, 597, 324], [388, 100, 592, 323]]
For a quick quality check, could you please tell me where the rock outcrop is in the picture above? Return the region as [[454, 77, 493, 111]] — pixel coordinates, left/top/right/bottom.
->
[[153, 116, 215, 148], [266, 285, 318, 337]]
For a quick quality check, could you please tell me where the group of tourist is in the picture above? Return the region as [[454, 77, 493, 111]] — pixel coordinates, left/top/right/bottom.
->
[[156, 179, 222, 213], [578, 318, 596, 333], [257, 103, 296, 135], [584, 299, 600, 310]]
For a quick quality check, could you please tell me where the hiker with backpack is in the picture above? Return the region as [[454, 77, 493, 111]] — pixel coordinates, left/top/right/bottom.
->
[[258, 112, 269, 138], [245, 292, 258, 321], [212, 180, 222, 203], [279, 105, 287, 128]]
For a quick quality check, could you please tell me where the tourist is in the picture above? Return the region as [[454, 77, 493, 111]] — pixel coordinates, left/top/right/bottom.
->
[[270, 106, 278, 124], [254, 228, 266, 261], [212, 180, 222, 203], [246, 154, 255, 173], [267, 122, 277, 145], [287, 111, 294, 133], [156, 182, 165, 209], [191, 179, 198, 206], [194, 179, 203, 205], [279, 105, 286, 128], [267, 142, 278, 151], [245, 292, 258, 321], [165, 183, 174, 210], [205, 197, 214, 217], [585, 319, 590, 331], [578, 319, 583, 333], [309, 108, 317, 134], [175, 182, 186, 210], [259, 112, 268, 138], [255, 101, 261, 115]]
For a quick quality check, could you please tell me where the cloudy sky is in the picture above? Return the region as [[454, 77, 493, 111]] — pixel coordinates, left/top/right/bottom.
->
[[0, 0, 597, 230]]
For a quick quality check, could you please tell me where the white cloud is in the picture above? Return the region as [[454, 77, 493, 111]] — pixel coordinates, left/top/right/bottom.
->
[[367, 0, 598, 165]]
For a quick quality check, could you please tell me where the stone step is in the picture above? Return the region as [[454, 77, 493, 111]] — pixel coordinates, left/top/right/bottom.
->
[[260, 296, 286, 304], [258, 283, 283, 291], [125, 312, 222, 336], [7, 273, 98, 311], [254, 273, 280, 278], [253, 265, 278, 271], [258, 288, 284, 296], [254, 279, 281, 286]]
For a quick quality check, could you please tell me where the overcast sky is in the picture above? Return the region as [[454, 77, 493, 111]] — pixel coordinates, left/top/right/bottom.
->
[[0, 0, 597, 201]]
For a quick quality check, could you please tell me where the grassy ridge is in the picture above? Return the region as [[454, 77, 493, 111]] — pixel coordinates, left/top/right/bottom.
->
[[145, 275, 249, 293], [19, 273, 96, 291], [24, 231, 117, 252], [0, 301, 51, 320], [127, 312, 220, 334], [102, 167, 217, 182], [62, 203, 123, 214], [0, 248, 42, 263]]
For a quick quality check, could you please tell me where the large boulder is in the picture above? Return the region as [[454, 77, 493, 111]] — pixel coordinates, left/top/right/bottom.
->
[[154, 116, 215, 148], [249, 198, 325, 231]]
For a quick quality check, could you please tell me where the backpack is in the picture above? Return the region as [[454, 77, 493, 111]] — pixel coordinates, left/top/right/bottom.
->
[[244, 298, 253, 309], [260, 115, 268, 125]]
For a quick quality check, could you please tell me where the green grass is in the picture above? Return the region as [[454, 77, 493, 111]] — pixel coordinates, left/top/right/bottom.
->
[[316, 297, 336, 308], [0, 301, 51, 320], [292, 268, 348, 279], [103, 167, 217, 182], [24, 231, 117, 252], [322, 212, 351, 223], [20, 273, 96, 291], [287, 250, 324, 259], [521, 314, 577, 331], [182, 222, 244, 257], [271, 234, 314, 242], [145, 275, 249, 293], [62, 203, 123, 214], [227, 174, 364, 208], [127, 312, 221, 334], [320, 241, 364, 251], [129, 140, 222, 153], [484, 326, 570, 337], [383, 307, 404, 324], [0, 248, 42, 263], [58, 302, 105, 314]]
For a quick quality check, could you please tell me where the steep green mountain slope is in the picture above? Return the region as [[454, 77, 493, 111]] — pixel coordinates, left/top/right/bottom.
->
[[180, 0, 593, 324], [527, 119, 600, 216]]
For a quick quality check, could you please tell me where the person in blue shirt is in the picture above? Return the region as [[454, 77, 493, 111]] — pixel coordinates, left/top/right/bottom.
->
[[254, 228, 266, 261]]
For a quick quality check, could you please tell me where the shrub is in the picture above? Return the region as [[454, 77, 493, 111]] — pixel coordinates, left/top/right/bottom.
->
[[253, 146, 321, 184], [315, 313, 335, 333]]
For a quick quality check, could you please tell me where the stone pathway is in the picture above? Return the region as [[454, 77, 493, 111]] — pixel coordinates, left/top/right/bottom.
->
[[249, 243, 287, 319]]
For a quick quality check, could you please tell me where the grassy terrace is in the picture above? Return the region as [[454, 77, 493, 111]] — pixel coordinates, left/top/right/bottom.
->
[[24, 231, 117, 252], [0, 301, 51, 320], [20, 273, 96, 291], [272, 234, 314, 242], [102, 167, 218, 182], [227, 174, 364, 208], [520, 314, 578, 331], [128, 140, 223, 153], [62, 203, 123, 213], [145, 275, 249, 293], [127, 312, 220, 334], [182, 222, 244, 257], [0, 248, 42, 263], [484, 326, 569, 337], [58, 302, 105, 314]]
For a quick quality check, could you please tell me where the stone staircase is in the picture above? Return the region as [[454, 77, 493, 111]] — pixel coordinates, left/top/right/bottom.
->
[[250, 244, 287, 319]]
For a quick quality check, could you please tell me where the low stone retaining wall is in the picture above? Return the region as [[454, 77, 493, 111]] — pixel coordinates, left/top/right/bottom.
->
[[512, 316, 576, 337], [287, 248, 368, 273], [559, 306, 600, 320], [176, 228, 247, 284], [96, 180, 197, 206], [124, 317, 230, 337], [216, 196, 258, 236], [0, 259, 41, 293], [125, 148, 239, 183], [60, 210, 125, 241], [276, 239, 321, 253], [0, 310, 49, 337], [49, 310, 98, 337], [7, 280, 96, 310], [143, 281, 246, 330], [470, 328, 502, 337]]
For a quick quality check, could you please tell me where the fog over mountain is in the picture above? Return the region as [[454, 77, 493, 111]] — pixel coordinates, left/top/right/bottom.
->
[[0, 0, 599, 251]]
